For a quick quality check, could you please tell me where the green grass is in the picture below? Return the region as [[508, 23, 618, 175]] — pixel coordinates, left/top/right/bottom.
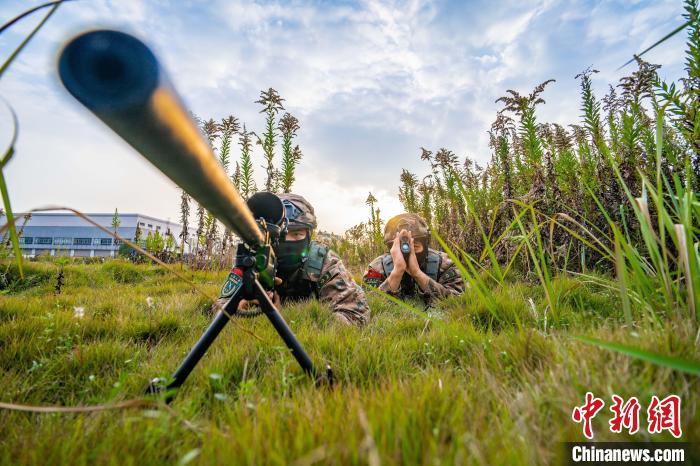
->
[[0, 260, 697, 465]]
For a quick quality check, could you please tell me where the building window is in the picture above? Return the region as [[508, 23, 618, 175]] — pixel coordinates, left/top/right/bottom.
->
[[53, 237, 72, 246], [139, 222, 145, 226], [20, 237, 34, 245], [37, 237, 52, 245], [147, 224, 152, 228], [73, 238, 91, 246], [156, 225, 161, 230], [114, 239, 123, 246], [100, 238, 112, 246]]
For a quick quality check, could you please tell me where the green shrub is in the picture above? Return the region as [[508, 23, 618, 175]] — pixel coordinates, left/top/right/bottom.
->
[[101, 261, 144, 284], [0, 262, 53, 292]]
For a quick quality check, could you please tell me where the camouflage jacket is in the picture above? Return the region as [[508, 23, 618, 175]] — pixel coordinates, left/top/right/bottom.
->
[[275, 242, 370, 326], [362, 249, 464, 306]]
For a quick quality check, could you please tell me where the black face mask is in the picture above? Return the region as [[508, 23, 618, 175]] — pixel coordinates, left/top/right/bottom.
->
[[275, 236, 310, 274]]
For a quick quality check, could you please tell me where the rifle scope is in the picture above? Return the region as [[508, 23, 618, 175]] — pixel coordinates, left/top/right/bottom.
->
[[58, 30, 265, 249]]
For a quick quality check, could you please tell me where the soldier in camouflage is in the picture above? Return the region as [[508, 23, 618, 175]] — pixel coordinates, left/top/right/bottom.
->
[[236, 193, 370, 326], [363, 213, 464, 306]]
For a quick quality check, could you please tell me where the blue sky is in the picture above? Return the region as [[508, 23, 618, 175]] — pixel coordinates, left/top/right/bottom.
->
[[0, 0, 689, 233]]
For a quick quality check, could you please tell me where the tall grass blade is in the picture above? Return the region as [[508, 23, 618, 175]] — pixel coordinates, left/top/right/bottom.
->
[[674, 224, 697, 322], [618, 19, 695, 70], [0, 170, 22, 278], [430, 226, 499, 316], [574, 336, 700, 375], [613, 232, 632, 325], [0, 98, 22, 278], [0, 1, 65, 79]]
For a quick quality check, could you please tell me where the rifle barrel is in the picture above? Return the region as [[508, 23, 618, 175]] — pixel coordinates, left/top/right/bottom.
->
[[58, 29, 264, 248]]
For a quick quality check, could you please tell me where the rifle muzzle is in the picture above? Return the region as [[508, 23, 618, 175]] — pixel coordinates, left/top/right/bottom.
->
[[58, 29, 265, 248]]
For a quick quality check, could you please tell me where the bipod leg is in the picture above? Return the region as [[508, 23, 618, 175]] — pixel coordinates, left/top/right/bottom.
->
[[253, 279, 318, 377], [251, 280, 334, 386], [145, 288, 244, 403]]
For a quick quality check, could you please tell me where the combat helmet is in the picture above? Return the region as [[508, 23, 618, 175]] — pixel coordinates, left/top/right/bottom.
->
[[278, 193, 317, 230], [383, 213, 430, 246]]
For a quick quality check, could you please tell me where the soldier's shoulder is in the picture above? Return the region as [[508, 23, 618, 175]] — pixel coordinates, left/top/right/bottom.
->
[[310, 241, 338, 262], [302, 241, 332, 282], [312, 243, 347, 275], [309, 239, 330, 252], [314, 245, 357, 289], [367, 253, 390, 271], [430, 249, 457, 270]]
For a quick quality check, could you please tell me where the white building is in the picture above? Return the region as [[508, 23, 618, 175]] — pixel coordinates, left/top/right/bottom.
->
[[2, 212, 185, 258]]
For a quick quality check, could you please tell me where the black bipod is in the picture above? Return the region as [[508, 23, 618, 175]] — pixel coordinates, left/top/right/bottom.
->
[[146, 247, 333, 403]]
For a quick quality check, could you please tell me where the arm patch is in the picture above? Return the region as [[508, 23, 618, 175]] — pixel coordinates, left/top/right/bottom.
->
[[363, 268, 384, 288]]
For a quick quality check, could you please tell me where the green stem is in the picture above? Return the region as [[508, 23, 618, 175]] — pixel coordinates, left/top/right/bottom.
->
[[0, 169, 23, 278], [0, 1, 63, 79]]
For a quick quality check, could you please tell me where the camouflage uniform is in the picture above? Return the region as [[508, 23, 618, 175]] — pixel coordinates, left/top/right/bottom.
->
[[276, 241, 370, 326], [363, 249, 464, 305], [362, 213, 464, 306], [216, 193, 369, 326]]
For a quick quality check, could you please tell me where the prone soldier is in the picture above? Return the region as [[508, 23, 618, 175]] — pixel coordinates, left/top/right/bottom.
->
[[363, 213, 464, 306], [219, 193, 370, 326]]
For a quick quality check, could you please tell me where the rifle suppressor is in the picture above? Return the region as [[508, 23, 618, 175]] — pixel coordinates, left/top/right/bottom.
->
[[58, 30, 265, 248]]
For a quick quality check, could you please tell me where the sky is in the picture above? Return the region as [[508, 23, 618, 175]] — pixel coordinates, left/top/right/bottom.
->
[[0, 0, 690, 234]]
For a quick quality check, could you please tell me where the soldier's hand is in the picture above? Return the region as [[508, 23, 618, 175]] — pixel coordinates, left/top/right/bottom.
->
[[272, 277, 282, 308], [237, 280, 281, 311], [238, 298, 259, 311], [390, 230, 408, 273], [271, 291, 281, 307], [385, 231, 407, 293], [405, 231, 421, 276]]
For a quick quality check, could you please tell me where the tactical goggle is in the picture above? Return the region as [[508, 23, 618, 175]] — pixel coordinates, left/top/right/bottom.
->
[[282, 199, 313, 229]]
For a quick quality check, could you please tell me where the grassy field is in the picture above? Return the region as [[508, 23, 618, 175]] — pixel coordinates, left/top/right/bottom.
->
[[0, 260, 697, 465]]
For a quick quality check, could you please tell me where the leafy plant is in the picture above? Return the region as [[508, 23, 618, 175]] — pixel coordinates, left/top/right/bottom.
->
[[255, 88, 285, 191]]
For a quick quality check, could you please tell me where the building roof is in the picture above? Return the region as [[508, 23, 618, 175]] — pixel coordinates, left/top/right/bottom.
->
[[3, 212, 182, 229]]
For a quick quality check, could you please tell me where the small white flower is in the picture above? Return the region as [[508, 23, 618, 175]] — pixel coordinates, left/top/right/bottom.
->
[[146, 297, 154, 308], [73, 307, 85, 319]]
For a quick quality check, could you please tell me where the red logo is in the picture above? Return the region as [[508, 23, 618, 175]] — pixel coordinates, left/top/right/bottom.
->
[[609, 395, 641, 435], [572, 392, 605, 439], [572, 393, 682, 439], [647, 395, 682, 438]]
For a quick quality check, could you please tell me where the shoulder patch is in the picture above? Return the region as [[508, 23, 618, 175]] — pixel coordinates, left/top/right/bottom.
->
[[303, 241, 329, 281], [363, 267, 384, 288], [220, 270, 243, 298]]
